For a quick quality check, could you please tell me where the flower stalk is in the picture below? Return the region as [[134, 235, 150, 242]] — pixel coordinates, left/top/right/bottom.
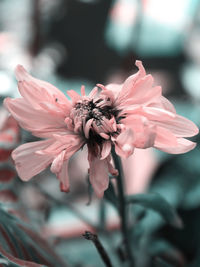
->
[[83, 231, 113, 267], [111, 147, 134, 267]]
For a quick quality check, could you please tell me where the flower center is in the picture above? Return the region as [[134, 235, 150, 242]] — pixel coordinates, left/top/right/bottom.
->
[[74, 99, 114, 125], [69, 97, 122, 143]]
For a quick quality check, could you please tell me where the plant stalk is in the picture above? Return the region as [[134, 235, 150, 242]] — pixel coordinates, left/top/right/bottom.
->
[[112, 147, 134, 267], [83, 231, 113, 267]]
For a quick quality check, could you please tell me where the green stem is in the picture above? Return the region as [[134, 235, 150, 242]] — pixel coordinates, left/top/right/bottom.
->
[[99, 199, 106, 230], [112, 147, 134, 267]]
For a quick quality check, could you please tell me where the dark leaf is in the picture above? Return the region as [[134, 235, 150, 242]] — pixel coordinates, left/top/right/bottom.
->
[[0, 245, 45, 267], [0, 207, 68, 267], [126, 193, 182, 228], [149, 238, 185, 266], [154, 257, 174, 267]]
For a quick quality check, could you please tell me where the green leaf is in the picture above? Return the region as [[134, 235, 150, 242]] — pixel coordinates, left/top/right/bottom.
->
[[0, 207, 68, 267], [126, 193, 182, 228]]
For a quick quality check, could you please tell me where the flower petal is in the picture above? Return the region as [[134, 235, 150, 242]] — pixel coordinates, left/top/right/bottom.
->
[[154, 127, 177, 148], [51, 150, 66, 174], [15, 65, 71, 113], [101, 141, 111, 160], [155, 138, 196, 154], [116, 60, 148, 105], [104, 83, 122, 99], [4, 98, 67, 138], [57, 160, 70, 192], [122, 115, 156, 149], [84, 118, 93, 139], [12, 139, 54, 181], [118, 75, 154, 105], [106, 155, 119, 176], [88, 154, 109, 198], [160, 96, 176, 113], [142, 106, 175, 121], [114, 128, 134, 158], [67, 90, 81, 104], [155, 114, 199, 137]]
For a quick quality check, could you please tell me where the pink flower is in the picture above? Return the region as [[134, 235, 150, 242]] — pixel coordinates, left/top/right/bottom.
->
[[4, 61, 199, 197]]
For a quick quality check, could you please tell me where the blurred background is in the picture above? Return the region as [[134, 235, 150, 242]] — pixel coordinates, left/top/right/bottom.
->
[[0, 0, 200, 266]]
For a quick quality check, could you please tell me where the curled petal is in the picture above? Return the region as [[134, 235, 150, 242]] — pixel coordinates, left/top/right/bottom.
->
[[115, 60, 147, 106], [133, 125, 156, 149], [57, 160, 70, 192], [99, 132, 110, 139], [106, 155, 119, 176], [122, 115, 156, 149], [101, 141, 111, 160], [84, 118, 93, 139], [51, 150, 66, 174], [115, 128, 134, 158], [67, 90, 81, 104]]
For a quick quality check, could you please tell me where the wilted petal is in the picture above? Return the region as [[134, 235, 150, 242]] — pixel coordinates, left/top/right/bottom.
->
[[4, 98, 66, 138], [12, 139, 54, 181], [15, 65, 71, 113], [88, 154, 109, 198]]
